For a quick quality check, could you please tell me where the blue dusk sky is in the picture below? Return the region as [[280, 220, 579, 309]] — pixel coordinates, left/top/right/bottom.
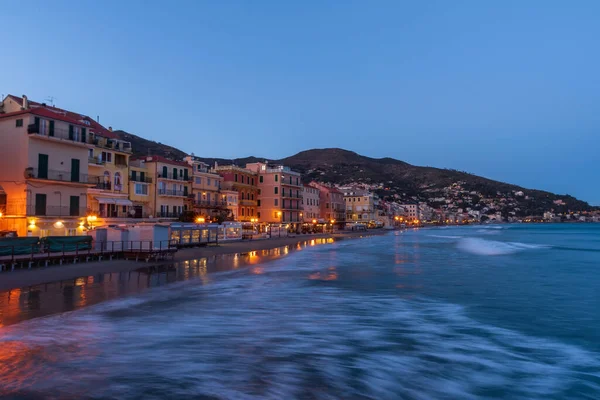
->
[[1, 1, 599, 204]]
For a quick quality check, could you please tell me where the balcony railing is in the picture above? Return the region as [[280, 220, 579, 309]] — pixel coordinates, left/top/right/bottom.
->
[[130, 175, 153, 183], [30, 205, 88, 217], [239, 200, 257, 206], [88, 157, 105, 165], [194, 200, 227, 207], [28, 124, 91, 145], [281, 193, 302, 199], [155, 212, 183, 218], [158, 189, 186, 197], [281, 205, 303, 210], [94, 138, 132, 153], [26, 168, 99, 184], [158, 172, 190, 181]]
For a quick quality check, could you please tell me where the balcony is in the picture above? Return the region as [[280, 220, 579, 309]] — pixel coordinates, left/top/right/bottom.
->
[[281, 180, 302, 188], [155, 212, 182, 219], [94, 138, 132, 153], [194, 200, 227, 208], [281, 205, 302, 211], [30, 205, 88, 217], [239, 200, 257, 206], [26, 168, 99, 185], [28, 124, 91, 146], [130, 175, 153, 184], [158, 189, 186, 197], [281, 193, 302, 199], [158, 172, 190, 181], [88, 157, 105, 166]]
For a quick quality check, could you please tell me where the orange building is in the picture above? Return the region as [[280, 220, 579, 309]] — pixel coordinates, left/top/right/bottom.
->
[[214, 165, 259, 222], [246, 162, 302, 225]]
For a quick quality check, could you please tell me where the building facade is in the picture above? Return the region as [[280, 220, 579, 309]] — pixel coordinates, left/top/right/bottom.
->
[[399, 204, 419, 221], [246, 162, 302, 224], [184, 156, 226, 221], [301, 185, 320, 222], [131, 156, 191, 219], [221, 189, 239, 221], [214, 164, 259, 222], [0, 95, 96, 236], [343, 188, 375, 222], [309, 182, 346, 226]]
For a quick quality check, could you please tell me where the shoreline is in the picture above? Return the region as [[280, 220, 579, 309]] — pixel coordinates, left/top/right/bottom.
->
[[0, 230, 388, 292]]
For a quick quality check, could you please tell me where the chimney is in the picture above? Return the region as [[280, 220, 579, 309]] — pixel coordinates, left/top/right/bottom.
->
[[22, 95, 28, 110], [97, 116, 99, 122], [108, 126, 113, 132]]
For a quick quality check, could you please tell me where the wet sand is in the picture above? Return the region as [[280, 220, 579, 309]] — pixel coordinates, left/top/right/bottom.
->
[[0, 230, 387, 292]]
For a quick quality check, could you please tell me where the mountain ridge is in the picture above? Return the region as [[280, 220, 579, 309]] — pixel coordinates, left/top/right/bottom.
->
[[113, 130, 593, 213]]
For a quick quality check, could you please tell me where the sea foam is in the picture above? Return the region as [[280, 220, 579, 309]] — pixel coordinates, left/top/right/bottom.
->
[[457, 237, 549, 256]]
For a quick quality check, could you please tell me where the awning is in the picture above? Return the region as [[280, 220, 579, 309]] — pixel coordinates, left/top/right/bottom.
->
[[95, 197, 133, 206]]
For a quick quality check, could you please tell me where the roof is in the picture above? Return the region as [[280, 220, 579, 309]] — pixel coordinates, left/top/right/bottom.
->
[[131, 155, 190, 167], [2, 94, 117, 139]]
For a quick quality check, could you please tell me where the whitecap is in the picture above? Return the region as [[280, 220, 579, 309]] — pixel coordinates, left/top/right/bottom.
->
[[457, 237, 549, 256]]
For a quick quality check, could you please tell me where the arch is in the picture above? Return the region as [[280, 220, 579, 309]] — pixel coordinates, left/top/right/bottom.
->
[[114, 172, 122, 191]]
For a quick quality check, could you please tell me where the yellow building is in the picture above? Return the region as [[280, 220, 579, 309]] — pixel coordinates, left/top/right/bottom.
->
[[130, 156, 192, 219], [87, 127, 133, 223], [184, 156, 226, 221], [128, 161, 153, 218], [0, 95, 96, 236], [342, 188, 375, 222]]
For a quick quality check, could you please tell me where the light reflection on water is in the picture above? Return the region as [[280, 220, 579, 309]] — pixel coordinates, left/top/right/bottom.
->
[[0, 237, 336, 328]]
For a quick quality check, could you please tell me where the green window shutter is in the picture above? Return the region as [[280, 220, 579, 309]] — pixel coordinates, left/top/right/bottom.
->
[[131, 171, 137, 181], [35, 193, 47, 216], [81, 128, 86, 143], [162, 166, 167, 178], [34, 117, 40, 126], [140, 171, 145, 181], [48, 121, 54, 136], [69, 196, 80, 216], [275, 175, 278, 182], [172, 167, 177, 179], [70, 159, 80, 182], [184, 186, 188, 196], [68, 125, 74, 140], [183, 169, 189, 180], [37, 154, 49, 179]]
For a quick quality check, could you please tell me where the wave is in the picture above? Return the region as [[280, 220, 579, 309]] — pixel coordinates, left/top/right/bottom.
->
[[1, 287, 598, 399], [457, 237, 550, 255], [428, 235, 463, 239]]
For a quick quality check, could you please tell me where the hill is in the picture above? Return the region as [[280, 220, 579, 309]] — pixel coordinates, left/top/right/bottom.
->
[[113, 130, 593, 214]]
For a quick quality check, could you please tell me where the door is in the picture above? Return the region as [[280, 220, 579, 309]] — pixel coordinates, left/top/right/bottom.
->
[[162, 166, 167, 178], [68, 125, 74, 140], [71, 159, 80, 182], [38, 154, 48, 179], [48, 120, 54, 137], [69, 196, 80, 216], [183, 169, 189, 181], [35, 193, 46, 216]]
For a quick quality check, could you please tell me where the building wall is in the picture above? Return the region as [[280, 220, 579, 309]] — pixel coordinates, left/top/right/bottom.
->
[[344, 193, 375, 221], [221, 189, 239, 221], [302, 186, 320, 221], [215, 165, 259, 222]]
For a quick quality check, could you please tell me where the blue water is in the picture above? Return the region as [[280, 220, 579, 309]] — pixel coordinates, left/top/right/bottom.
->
[[1, 224, 599, 399]]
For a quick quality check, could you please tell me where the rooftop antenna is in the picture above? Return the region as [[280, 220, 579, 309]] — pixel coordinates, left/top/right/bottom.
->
[[45, 96, 56, 107]]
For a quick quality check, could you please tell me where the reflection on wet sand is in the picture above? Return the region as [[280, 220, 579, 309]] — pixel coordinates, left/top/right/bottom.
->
[[0, 237, 335, 327]]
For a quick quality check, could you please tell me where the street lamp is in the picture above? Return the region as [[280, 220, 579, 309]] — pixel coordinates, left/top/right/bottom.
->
[[196, 216, 205, 224], [330, 219, 335, 233]]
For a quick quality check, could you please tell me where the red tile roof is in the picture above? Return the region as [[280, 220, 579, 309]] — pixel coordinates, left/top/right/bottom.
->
[[2, 94, 117, 138]]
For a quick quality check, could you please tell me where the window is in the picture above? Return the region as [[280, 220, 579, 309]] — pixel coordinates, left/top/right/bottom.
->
[[207, 178, 211, 186], [114, 172, 122, 191], [214, 180, 218, 187], [252, 178, 255, 185], [257, 212, 261, 218], [195, 177, 201, 184], [66, 228, 77, 236], [135, 183, 148, 195], [259, 176, 263, 183], [241, 208, 245, 216], [274, 199, 278, 206], [257, 199, 261, 206], [16, 119, 23, 127], [274, 187, 278, 194], [88, 148, 94, 158], [101, 152, 112, 163], [275, 175, 278, 182], [235, 174, 239, 182]]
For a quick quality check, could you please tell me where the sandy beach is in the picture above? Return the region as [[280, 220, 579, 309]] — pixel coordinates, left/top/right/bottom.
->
[[0, 230, 387, 292]]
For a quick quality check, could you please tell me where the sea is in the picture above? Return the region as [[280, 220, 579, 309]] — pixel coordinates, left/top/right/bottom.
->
[[0, 224, 599, 399]]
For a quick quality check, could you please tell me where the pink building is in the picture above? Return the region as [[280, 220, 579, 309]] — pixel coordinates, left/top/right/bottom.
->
[[246, 162, 302, 225], [301, 185, 320, 222], [309, 182, 346, 228]]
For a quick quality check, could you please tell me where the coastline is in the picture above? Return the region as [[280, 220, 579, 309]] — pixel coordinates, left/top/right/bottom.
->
[[0, 230, 387, 292]]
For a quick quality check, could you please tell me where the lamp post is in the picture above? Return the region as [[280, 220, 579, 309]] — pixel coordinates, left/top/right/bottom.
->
[[277, 211, 282, 237], [330, 219, 335, 233]]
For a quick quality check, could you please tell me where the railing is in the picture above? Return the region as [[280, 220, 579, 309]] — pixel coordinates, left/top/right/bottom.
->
[[239, 200, 257, 206], [158, 189, 186, 196], [281, 193, 302, 199], [0, 240, 180, 269], [95, 138, 133, 153], [88, 157, 105, 165], [158, 172, 190, 181], [282, 206, 303, 210], [130, 175, 153, 183], [154, 212, 183, 218], [194, 200, 227, 207], [29, 206, 89, 217], [26, 168, 100, 184], [28, 124, 89, 145]]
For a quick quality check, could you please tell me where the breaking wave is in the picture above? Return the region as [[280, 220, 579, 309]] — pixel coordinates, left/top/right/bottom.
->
[[457, 237, 550, 256]]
